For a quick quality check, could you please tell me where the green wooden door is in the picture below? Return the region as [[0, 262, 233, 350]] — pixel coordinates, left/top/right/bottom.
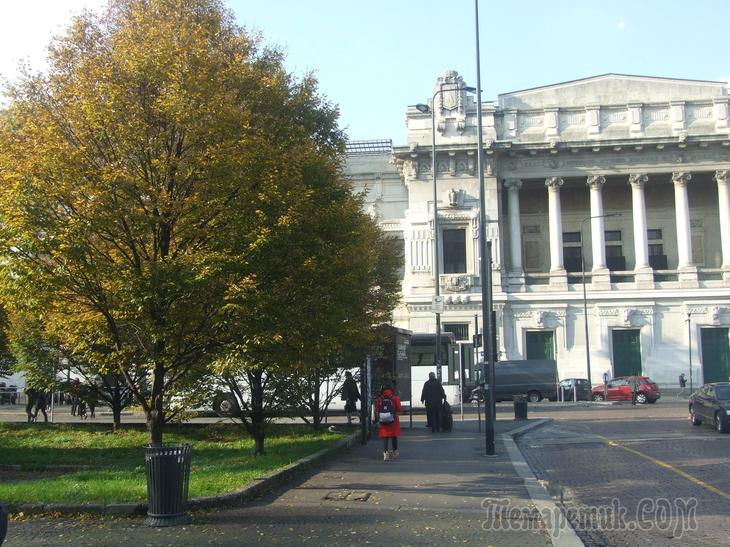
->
[[612, 329, 642, 376], [701, 328, 730, 383], [526, 331, 555, 360]]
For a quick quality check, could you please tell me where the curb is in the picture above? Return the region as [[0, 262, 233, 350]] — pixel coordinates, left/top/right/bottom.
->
[[501, 420, 584, 547], [6, 431, 360, 518]]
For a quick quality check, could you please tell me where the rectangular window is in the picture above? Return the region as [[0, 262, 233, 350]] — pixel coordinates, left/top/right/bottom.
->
[[443, 323, 469, 341], [524, 240, 542, 270], [443, 229, 466, 273], [605, 230, 622, 242], [563, 231, 581, 243], [563, 246, 583, 272], [647, 229, 662, 241], [606, 245, 623, 257], [648, 243, 663, 256]]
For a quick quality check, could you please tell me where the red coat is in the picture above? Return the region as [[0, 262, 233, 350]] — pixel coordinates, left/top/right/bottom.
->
[[376, 389, 402, 438]]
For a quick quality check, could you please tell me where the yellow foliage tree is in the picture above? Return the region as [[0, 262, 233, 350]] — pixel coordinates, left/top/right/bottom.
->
[[0, 0, 400, 445]]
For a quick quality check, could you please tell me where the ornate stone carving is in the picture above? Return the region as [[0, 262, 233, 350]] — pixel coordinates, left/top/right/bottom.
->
[[711, 306, 722, 323], [447, 188, 465, 207], [434, 70, 468, 135], [504, 178, 523, 191], [628, 173, 648, 187], [442, 275, 472, 293], [715, 170, 730, 185], [672, 172, 692, 187], [545, 176, 564, 189], [586, 175, 606, 188]]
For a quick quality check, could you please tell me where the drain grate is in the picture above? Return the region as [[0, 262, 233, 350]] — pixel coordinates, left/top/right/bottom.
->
[[324, 490, 371, 502]]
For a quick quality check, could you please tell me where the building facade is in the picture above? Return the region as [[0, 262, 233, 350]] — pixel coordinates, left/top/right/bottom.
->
[[347, 71, 730, 390]]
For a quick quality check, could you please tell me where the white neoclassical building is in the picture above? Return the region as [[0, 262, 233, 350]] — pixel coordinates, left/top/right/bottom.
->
[[347, 71, 730, 391]]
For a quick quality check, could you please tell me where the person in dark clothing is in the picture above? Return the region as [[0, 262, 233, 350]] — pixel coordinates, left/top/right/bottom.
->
[[341, 371, 361, 425], [629, 376, 639, 405], [421, 372, 446, 432], [678, 373, 688, 397]]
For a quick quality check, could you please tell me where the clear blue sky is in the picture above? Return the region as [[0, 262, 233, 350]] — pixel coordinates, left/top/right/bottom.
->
[[2, 1, 729, 144]]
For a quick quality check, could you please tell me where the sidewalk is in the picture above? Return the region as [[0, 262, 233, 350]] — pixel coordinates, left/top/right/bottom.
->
[[5, 416, 556, 546]]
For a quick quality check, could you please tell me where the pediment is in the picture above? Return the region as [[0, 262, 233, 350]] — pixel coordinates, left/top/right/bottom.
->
[[499, 74, 727, 110]]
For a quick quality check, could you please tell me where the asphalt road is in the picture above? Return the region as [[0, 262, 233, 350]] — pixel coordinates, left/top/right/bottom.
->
[[519, 398, 730, 546]]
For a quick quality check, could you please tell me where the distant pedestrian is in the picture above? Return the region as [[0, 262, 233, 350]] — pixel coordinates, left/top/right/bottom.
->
[[629, 376, 639, 405], [678, 373, 687, 397], [421, 372, 446, 432], [341, 371, 361, 425], [375, 387, 402, 461], [34, 391, 48, 422], [25, 388, 37, 423]]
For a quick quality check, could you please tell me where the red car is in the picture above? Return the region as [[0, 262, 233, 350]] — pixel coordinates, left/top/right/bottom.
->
[[591, 376, 661, 404]]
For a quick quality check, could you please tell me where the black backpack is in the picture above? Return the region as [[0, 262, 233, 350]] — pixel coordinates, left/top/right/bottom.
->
[[378, 395, 395, 424]]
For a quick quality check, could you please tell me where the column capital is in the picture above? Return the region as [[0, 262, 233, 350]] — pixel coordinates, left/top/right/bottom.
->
[[586, 175, 606, 189], [715, 170, 730, 185], [672, 172, 692, 187], [503, 178, 523, 191], [628, 173, 648, 187], [545, 176, 564, 189]]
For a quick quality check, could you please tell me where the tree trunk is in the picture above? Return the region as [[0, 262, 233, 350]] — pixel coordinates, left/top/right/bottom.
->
[[312, 369, 322, 430], [111, 383, 122, 431], [249, 369, 266, 455], [147, 362, 166, 446]]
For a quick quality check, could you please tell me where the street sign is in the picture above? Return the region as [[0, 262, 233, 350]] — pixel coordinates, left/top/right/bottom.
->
[[431, 295, 444, 313]]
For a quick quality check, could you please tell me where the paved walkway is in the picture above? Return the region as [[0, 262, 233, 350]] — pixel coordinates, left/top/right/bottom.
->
[[5, 418, 553, 546]]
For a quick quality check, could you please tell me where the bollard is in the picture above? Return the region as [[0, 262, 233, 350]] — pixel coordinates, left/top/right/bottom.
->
[[513, 396, 528, 420]]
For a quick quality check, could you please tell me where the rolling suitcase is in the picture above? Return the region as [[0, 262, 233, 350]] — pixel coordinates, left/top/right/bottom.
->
[[441, 401, 453, 432]]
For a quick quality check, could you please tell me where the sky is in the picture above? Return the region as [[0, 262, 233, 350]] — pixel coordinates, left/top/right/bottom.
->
[[1, 0, 729, 145]]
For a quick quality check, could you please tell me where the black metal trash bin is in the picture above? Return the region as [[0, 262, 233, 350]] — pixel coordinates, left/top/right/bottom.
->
[[0, 503, 7, 546], [513, 396, 528, 420], [144, 443, 192, 527]]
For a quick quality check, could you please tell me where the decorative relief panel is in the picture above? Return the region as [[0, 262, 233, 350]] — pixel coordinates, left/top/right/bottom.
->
[[643, 107, 670, 123], [441, 274, 473, 293], [560, 111, 586, 127], [518, 113, 544, 130], [687, 105, 714, 122], [409, 229, 432, 273], [601, 108, 628, 125]]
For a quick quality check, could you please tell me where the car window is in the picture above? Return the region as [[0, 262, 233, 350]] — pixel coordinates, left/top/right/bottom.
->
[[707, 386, 715, 398], [559, 380, 570, 387], [715, 385, 730, 399]]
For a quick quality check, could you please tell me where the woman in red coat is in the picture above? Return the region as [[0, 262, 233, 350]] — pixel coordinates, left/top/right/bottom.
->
[[375, 387, 402, 461]]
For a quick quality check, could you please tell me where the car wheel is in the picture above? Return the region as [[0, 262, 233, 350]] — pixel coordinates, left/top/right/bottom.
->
[[715, 413, 728, 433], [636, 393, 648, 404], [527, 391, 541, 403], [690, 405, 702, 426], [592, 393, 605, 402]]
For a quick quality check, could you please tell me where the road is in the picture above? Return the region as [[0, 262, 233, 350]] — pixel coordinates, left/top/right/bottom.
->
[[519, 398, 730, 546]]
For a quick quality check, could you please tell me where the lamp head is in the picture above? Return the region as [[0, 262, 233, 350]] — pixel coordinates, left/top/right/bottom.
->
[[462, 86, 477, 93], [415, 103, 430, 114]]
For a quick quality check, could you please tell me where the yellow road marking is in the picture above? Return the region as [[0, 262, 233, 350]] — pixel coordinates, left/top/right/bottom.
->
[[598, 434, 730, 501]]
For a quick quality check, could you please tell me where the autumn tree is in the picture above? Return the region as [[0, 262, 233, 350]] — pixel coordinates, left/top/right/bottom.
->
[[0, 0, 393, 445]]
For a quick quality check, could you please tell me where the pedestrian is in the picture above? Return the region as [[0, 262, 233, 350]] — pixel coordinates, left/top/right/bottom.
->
[[35, 391, 49, 422], [421, 372, 446, 433], [629, 376, 639, 405], [341, 371, 361, 425], [678, 372, 687, 397], [24, 388, 37, 423], [375, 386, 402, 461]]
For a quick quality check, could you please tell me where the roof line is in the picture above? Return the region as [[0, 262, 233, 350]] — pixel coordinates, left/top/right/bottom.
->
[[499, 73, 728, 97]]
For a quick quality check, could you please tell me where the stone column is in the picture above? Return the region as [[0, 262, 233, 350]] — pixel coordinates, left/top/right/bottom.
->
[[673, 172, 698, 287], [673, 172, 693, 267], [714, 170, 730, 283], [546, 177, 567, 288], [504, 179, 523, 275], [629, 174, 654, 288], [587, 175, 611, 289]]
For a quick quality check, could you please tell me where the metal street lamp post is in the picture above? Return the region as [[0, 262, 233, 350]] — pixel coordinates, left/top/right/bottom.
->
[[416, 85, 475, 383], [580, 213, 619, 387], [687, 312, 693, 392]]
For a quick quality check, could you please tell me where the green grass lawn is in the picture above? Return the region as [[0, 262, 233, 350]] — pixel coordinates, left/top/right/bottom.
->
[[0, 423, 348, 505]]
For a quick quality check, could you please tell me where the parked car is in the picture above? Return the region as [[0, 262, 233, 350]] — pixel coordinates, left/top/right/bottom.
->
[[469, 359, 558, 403], [558, 378, 591, 401], [590, 376, 661, 404], [689, 382, 730, 433]]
